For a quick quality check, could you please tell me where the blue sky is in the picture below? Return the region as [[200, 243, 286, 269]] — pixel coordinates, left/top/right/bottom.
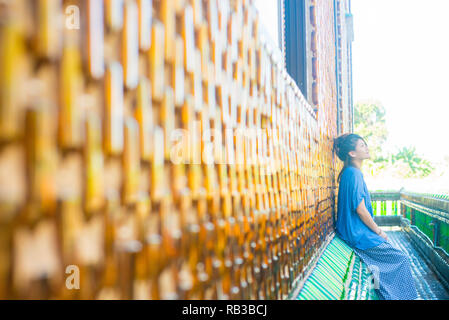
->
[[352, 0, 449, 162]]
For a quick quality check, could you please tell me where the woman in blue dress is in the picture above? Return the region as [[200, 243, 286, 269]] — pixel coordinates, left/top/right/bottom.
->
[[332, 133, 418, 300]]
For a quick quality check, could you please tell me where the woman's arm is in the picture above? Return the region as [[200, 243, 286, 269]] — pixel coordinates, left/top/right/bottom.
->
[[356, 199, 388, 241]]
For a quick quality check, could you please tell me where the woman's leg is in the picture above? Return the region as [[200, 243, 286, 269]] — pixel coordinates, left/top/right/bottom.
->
[[353, 241, 418, 300]]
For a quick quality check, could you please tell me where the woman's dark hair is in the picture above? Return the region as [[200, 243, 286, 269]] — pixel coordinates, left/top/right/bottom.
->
[[333, 133, 367, 183]]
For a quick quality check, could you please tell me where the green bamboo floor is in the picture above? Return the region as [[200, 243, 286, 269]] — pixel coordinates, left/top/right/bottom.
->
[[296, 236, 379, 300], [295, 230, 449, 300]]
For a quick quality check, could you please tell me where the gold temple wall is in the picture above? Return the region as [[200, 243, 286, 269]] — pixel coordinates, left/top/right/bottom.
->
[[0, 0, 345, 299]]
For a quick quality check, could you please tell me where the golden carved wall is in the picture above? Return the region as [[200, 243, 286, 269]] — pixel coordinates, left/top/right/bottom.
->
[[0, 0, 341, 299]]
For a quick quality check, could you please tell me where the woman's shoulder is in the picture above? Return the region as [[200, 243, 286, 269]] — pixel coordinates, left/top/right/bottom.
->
[[342, 166, 361, 176], [341, 166, 363, 181]]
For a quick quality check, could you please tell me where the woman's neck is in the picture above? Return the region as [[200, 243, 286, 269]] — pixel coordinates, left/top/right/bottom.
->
[[352, 158, 363, 169]]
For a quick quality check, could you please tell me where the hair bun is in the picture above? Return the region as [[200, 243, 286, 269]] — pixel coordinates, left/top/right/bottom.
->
[[332, 137, 342, 154], [333, 134, 352, 160]]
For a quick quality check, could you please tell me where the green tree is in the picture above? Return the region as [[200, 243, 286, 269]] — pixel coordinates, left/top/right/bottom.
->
[[354, 100, 389, 163], [390, 146, 434, 178], [354, 100, 434, 178]]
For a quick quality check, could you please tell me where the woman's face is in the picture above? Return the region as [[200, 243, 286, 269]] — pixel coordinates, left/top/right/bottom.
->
[[349, 139, 370, 160]]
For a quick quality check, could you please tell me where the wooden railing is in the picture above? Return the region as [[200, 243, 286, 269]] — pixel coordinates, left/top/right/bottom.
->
[[370, 191, 401, 216], [370, 190, 449, 255], [370, 190, 449, 289]]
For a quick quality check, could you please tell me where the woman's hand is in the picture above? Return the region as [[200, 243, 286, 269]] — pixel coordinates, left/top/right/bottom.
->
[[377, 229, 389, 241]]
